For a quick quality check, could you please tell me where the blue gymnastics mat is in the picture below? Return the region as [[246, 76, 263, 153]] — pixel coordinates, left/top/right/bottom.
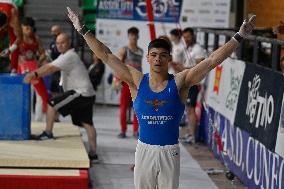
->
[[0, 74, 31, 140]]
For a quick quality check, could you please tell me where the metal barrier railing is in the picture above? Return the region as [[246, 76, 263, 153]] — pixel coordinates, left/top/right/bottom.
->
[[198, 28, 284, 72]]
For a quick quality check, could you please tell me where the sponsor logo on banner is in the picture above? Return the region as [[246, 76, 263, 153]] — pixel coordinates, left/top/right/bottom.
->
[[97, 0, 134, 19], [97, 0, 183, 22], [225, 68, 243, 112], [246, 75, 274, 129], [207, 107, 284, 189], [134, 0, 182, 22], [206, 58, 245, 124], [234, 63, 284, 151]]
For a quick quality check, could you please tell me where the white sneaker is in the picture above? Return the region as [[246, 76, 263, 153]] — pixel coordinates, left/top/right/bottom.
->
[[184, 136, 195, 144], [180, 133, 191, 140]]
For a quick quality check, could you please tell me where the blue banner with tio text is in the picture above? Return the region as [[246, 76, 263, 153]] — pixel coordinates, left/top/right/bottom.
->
[[234, 63, 284, 152]]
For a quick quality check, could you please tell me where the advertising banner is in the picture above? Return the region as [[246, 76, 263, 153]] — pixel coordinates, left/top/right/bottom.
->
[[133, 0, 182, 22], [97, 0, 183, 22], [234, 63, 284, 151], [206, 58, 245, 124], [179, 0, 231, 28], [97, 0, 230, 26], [97, 0, 134, 20], [206, 107, 284, 189]]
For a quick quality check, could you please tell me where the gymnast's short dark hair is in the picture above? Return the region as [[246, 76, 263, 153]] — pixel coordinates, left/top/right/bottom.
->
[[148, 38, 172, 55]]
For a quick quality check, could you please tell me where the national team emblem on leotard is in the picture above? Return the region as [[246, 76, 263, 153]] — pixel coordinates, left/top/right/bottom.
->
[[144, 99, 168, 111]]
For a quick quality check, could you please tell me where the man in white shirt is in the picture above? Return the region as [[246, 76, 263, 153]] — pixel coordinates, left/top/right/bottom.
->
[[168, 28, 207, 143], [181, 28, 206, 144], [169, 28, 183, 74], [182, 28, 206, 67], [24, 33, 98, 163]]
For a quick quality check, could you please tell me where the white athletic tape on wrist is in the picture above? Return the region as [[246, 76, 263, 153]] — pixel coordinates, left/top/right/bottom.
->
[[9, 43, 18, 52], [79, 25, 90, 36]]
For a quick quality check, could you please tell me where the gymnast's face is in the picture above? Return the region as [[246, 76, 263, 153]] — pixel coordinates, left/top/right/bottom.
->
[[147, 48, 171, 73]]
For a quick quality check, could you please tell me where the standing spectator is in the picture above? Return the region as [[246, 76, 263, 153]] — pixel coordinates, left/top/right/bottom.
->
[[116, 27, 143, 138], [17, 17, 48, 121], [181, 28, 206, 144], [0, 0, 22, 73], [169, 28, 184, 74], [23, 33, 98, 163], [49, 25, 62, 60]]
